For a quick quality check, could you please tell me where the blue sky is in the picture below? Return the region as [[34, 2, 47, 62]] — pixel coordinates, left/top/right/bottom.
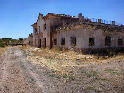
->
[[0, 0, 124, 39]]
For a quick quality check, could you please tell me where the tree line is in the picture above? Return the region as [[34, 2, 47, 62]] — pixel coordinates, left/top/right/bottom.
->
[[0, 38, 23, 47]]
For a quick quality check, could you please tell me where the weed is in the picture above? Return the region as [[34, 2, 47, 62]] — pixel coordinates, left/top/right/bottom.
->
[[81, 70, 98, 78], [62, 74, 68, 78], [28, 78, 36, 84], [104, 68, 114, 72], [104, 68, 119, 75], [49, 73, 60, 79]]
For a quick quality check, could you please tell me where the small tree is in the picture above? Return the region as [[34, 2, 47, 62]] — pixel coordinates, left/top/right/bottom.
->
[[19, 38, 23, 41], [0, 40, 5, 47]]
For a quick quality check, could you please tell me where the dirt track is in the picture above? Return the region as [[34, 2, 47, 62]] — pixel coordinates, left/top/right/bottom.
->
[[0, 47, 44, 93], [0, 46, 124, 93]]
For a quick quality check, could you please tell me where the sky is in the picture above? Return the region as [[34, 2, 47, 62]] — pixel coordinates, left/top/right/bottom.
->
[[0, 0, 124, 39]]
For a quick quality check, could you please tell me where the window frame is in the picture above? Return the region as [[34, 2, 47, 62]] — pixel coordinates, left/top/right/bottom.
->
[[89, 38, 95, 46], [54, 38, 57, 45], [70, 36, 76, 46], [105, 36, 111, 46], [44, 23, 46, 30], [61, 38, 65, 45], [118, 38, 123, 46], [38, 26, 40, 33]]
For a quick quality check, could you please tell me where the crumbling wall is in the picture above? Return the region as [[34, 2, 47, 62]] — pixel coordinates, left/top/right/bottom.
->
[[54, 24, 124, 49]]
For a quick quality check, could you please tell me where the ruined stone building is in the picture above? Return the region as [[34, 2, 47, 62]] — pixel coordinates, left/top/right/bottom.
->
[[23, 34, 33, 45], [28, 13, 124, 49]]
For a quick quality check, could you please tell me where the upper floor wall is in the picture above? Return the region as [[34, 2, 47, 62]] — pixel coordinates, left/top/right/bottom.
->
[[53, 24, 124, 49]]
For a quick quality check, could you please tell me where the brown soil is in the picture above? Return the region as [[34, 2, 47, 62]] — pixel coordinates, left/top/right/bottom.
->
[[0, 47, 43, 93]]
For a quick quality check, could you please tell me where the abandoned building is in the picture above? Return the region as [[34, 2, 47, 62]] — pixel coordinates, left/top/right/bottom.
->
[[23, 34, 33, 45], [28, 13, 124, 49]]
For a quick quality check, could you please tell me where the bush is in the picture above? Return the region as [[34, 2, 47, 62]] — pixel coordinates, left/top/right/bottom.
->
[[0, 42, 5, 47]]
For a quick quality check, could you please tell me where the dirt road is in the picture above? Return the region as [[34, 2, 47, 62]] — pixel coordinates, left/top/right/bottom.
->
[[0, 47, 45, 93]]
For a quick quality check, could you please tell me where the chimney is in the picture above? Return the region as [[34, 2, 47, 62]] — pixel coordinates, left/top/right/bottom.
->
[[78, 13, 84, 23], [98, 19, 102, 23], [112, 21, 115, 26], [78, 13, 82, 17], [39, 13, 43, 19], [39, 13, 43, 16]]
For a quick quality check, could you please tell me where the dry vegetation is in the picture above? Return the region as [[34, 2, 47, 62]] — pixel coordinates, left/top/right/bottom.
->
[[0, 47, 6, 56], [20, 45, 124, 76], [21, 46, 95, 75], [20, 45, 124, 92]]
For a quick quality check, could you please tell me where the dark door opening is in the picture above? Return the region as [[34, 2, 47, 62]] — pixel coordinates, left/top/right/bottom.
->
[[105, 36, 111, 46], [38, 39, 41, 48], [89, 38, 95, 46], [44, 38, 46, 48]]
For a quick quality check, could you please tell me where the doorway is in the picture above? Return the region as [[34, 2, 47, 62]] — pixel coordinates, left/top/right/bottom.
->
[[44, 38, 46, 48], [38, 39, 41, 48]]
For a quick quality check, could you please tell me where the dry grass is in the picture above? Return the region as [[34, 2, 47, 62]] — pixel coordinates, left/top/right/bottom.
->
[[0, 47, 6, 56], [20, 46, 124, 92], [20, 46, 124, 76]]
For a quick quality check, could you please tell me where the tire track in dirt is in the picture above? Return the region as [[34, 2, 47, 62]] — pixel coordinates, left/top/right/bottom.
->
[[0, 47, 43, 93]]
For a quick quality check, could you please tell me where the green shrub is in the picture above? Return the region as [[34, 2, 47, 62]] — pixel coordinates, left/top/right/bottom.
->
[[0, 39, 4, 47], [0, 42, 5, 47]]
